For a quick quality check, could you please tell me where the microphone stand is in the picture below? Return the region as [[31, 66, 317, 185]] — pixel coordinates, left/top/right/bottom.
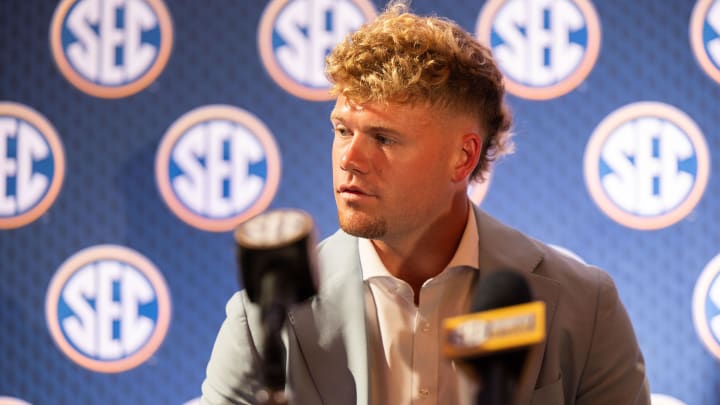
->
[[476, 360, 506, 405], [474, 353, 520, 405], [234, 209, 319, 405], [256, 271, 294, 405]]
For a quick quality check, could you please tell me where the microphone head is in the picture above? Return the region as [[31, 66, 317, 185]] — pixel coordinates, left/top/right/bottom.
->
[[464, 270, 536, 399], [471, 270, 532, 312], [442, 269, 545, 404], [234, 209, 318, 305]]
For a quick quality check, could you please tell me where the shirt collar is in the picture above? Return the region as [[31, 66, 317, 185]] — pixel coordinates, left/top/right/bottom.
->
[[445, 203, 479, 270], [359, 202, 480, 281], [359, 235, 391, 281]]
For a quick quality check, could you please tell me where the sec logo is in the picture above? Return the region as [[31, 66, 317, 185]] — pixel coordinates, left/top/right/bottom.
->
[[584, 102, 710, 230], [50, 0, 173, 98], [258, 0, 376, 100], [690, 0, 720, 85], [156, 105, 281, 232], [476, 0, 601, 100], [693, 253, 720, 361], [45, 245, 171, 373], [0, 102, 65, 229]]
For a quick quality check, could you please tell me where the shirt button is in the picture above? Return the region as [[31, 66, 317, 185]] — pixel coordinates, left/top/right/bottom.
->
[[419, 388, 430, 397]]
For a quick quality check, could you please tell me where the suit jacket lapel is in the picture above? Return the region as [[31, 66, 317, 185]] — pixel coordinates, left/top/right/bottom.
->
[[473, 206, 560, 405], [288, 231, 368, 405]]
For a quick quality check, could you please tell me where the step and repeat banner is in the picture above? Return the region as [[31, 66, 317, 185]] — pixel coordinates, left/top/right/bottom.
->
[[1, 0, 719, 403]]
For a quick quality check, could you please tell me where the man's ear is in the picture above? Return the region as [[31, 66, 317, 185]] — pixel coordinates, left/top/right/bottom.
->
[[452, 133, 482, 182]]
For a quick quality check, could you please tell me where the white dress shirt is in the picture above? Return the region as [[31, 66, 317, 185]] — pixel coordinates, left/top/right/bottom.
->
[[360, 206, 479, 404]]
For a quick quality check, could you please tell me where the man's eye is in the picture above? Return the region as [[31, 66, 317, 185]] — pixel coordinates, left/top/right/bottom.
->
[[375, 134, 393, 145], [334, 127, 350, 137]]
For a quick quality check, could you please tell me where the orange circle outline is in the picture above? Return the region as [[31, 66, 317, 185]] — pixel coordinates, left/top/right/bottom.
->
[[0, 102, 66, 229], [258, 0, 377, 101], [155, 105, 282, 232], [692, 252, 720, 360], [50, 0, 174, 99], [45, 245, 172, 373], [476, 0, 601, 100], [689, 0, 720, 85], [583, 102, 710, 230]]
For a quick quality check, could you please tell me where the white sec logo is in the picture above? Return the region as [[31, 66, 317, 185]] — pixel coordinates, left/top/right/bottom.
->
[[584, 102, 710, 230], [45, 245, 171, 373], [476, 0, 601, 100], [258, 0, 376, 100], [693, 253, 720, 362], [50, 0, 173, 98], [690, 0, 720, 85], [0, 102, 65, 229], [156, 105, 281, 232]]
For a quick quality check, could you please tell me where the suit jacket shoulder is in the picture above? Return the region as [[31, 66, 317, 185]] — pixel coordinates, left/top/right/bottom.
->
[[472, 207, 650, 404]]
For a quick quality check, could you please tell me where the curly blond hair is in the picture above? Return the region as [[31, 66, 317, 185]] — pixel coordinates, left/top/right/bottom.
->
[[325, 1, 513, 180]]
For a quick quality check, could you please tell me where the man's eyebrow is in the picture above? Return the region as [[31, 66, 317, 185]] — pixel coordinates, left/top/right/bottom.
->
[[334, 121, 399, 134], [365, 125, 402, 136], [330, 114, 403, 136]]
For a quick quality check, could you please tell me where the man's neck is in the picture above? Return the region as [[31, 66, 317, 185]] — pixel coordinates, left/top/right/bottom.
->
[[371, 198, 471, 302]]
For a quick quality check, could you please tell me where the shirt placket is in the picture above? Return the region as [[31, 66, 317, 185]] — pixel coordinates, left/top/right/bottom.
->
[[411, 281, 441, 404]]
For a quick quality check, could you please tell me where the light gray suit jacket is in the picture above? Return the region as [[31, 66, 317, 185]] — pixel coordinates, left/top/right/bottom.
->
[[201, 207, 650, 405]]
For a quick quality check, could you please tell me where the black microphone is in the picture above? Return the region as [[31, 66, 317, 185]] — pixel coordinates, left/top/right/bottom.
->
[[234, 209, 319, 404], [443, 270, 545, 405]]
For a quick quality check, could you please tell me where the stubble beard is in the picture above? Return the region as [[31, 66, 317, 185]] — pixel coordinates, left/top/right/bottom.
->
[[337, 209, 388, 239]]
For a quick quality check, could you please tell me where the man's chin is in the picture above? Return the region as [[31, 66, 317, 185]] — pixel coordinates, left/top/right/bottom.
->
[[338, 213, 387, 239]]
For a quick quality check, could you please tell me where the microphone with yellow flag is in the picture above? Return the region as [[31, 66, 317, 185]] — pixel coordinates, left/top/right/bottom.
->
[[443, 270, 546, 405]]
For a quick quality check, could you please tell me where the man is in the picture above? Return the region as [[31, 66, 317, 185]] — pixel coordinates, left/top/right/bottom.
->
[[201, 2, 650, 404]]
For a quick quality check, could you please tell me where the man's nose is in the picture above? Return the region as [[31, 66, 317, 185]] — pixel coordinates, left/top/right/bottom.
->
[[339, 133, 370, 174]]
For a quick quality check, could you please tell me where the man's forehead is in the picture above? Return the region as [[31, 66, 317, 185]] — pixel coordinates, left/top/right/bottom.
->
[[332, 94, 435, 115], [332, 94, 370, 111]]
